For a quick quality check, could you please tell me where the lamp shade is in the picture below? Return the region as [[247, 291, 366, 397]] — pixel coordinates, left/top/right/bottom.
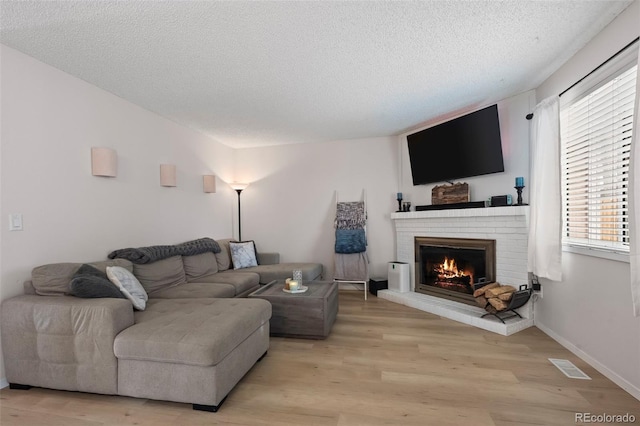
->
[[91, 147, 117, 177], [203, 175, 216, 193], [160, 164, 177, 187], [230, 182, 249, 191]]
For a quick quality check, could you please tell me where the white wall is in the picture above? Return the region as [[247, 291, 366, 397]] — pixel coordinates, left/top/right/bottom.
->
[[235, 90, 532, 282], [398, 91, 533, 207], [235, 137, 399, 280], [0, 45, 237, 380], [534, 1, 640, 399]]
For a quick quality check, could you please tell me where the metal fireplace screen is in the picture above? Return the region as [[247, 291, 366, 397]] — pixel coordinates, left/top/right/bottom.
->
[[414, 237, 496, 305]]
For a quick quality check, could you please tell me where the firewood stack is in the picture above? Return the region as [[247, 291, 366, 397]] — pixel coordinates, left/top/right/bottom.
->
[[473, 283, 516, 314]]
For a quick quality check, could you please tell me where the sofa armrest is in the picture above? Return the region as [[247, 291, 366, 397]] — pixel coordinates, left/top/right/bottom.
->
[[1, 295, 134, 394], [257, 252, 280, 265]]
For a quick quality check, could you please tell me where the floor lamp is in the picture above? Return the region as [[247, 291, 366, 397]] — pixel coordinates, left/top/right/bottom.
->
[[230, 183, 249, 241]]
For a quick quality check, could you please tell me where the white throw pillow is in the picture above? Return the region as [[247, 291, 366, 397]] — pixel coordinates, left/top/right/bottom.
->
[[106, 266, 148, 310], [229, 241, 258, 270]]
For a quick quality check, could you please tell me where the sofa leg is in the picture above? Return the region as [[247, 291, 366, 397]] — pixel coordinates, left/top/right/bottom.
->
[[193, 396, 227, 413], [9, 383, 32, 390], [258, 350, 268, 362]]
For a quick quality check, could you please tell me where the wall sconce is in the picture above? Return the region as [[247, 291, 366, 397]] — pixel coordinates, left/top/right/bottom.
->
[[160, 164, 177, 187], [203, 175, 216, 193], [91, 147, 117, 177]]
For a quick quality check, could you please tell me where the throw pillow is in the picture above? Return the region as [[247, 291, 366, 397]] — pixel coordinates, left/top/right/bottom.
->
[[69, 264, 125, 299], [76, 263, 108, 278], [229, 240, 258, 270], [106, 266, 148, 310]]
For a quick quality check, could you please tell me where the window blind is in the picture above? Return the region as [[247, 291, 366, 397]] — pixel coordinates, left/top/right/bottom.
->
[[560, 64, 637, 253]]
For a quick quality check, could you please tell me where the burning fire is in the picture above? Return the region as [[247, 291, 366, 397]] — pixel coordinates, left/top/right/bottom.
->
[[437, 257, 474, 283]]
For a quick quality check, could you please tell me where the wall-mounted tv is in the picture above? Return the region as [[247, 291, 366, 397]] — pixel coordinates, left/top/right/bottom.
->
[[407, 104, 504, 185]]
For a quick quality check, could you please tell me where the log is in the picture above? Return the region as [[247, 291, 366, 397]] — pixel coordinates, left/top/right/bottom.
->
[[473, 282, 500, 298], [475, 295, 488, 309], [485, 285, 516, 298], [437, 275, 471, 286], [432, 182, 470, 205], [485, 305, 498, 314], [488, 298, 508, 311], [498, 292, 513, 302]]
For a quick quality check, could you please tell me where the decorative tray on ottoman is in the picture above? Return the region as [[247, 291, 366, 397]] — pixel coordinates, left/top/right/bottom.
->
[[283, 285, 308, 294]]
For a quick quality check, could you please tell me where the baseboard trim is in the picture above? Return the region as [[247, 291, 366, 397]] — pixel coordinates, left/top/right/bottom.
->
[[0, 378, 8, 389], [536, 321, 640, 402]]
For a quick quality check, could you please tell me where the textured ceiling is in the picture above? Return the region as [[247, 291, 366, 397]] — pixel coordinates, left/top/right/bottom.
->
[[0, 1, 633, 148]]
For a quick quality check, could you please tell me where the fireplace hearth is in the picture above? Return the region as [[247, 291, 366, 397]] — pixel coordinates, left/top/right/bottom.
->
[[415, 237, 496, 306]]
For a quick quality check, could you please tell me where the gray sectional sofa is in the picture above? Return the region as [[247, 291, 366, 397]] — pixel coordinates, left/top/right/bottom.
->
[[1, 238, 323, 412]]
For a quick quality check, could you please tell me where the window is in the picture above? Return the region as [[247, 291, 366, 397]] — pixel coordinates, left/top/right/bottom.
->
[[560, 51, 637, 255]]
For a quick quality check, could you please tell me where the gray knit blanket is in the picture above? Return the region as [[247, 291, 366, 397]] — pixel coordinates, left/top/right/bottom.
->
[[334, 202, 366, 230], [108, 237, 221, 264]]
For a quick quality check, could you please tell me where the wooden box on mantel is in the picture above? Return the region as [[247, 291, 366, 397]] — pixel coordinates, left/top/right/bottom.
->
[[432, 182, 470, 205]]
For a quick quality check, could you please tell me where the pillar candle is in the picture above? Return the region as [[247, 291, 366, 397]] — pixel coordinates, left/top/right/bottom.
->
[[515, 177, 524, 187], [397, 192, 403, 200]]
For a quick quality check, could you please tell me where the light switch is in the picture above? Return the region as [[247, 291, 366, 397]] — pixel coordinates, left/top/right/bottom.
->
[[9, 214, 23, 231]]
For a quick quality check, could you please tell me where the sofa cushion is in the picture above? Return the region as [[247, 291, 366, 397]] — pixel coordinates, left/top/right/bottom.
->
[[148, 282, 235, 299], [107, 266, 148, 310], [69, 264, 125, 299], [31, 259, 133, 296], [195, 270, 260, 296], [132, 256, 186, 295], [115, 298, 271, 366], [229, 240, 258, 269], [183, 252, 218, 280], [214, 239, 232, 271], [244, 262, 323, 284]]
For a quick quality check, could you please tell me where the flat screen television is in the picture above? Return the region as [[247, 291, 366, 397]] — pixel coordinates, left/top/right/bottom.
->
[[407, 104, 504, 185]]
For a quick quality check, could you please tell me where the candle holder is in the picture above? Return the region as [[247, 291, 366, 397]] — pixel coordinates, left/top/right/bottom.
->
[[514, 186, 527, 206], [397, 196, 403, 212]]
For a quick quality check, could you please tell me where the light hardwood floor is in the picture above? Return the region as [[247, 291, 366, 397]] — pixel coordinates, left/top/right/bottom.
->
[[1, 291, 639, 425]]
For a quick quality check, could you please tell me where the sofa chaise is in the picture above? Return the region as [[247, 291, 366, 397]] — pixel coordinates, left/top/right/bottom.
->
[[1, 238, 323, 412]]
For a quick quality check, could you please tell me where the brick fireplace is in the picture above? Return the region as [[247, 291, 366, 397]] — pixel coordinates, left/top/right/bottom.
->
[[380, 205, 533, 335]]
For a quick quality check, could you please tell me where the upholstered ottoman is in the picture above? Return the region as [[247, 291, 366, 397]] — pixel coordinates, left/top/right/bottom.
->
[[114, 298, 271, 411]]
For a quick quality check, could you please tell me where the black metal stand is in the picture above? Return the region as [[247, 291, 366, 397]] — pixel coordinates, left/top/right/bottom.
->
[[481, 309, 523, 324], [514, 185, 527, 206], [235, 189, 243, 241], [397, 198, 402, 212], [481, 285, 532, 324]]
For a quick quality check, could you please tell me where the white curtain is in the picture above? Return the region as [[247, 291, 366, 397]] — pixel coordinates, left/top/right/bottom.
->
[[628, 44, 640, 317], [528, 96, 563, 281]]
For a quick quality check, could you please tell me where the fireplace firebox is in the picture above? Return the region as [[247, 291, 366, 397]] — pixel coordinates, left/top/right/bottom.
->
[[414, 237, 496, 305]]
